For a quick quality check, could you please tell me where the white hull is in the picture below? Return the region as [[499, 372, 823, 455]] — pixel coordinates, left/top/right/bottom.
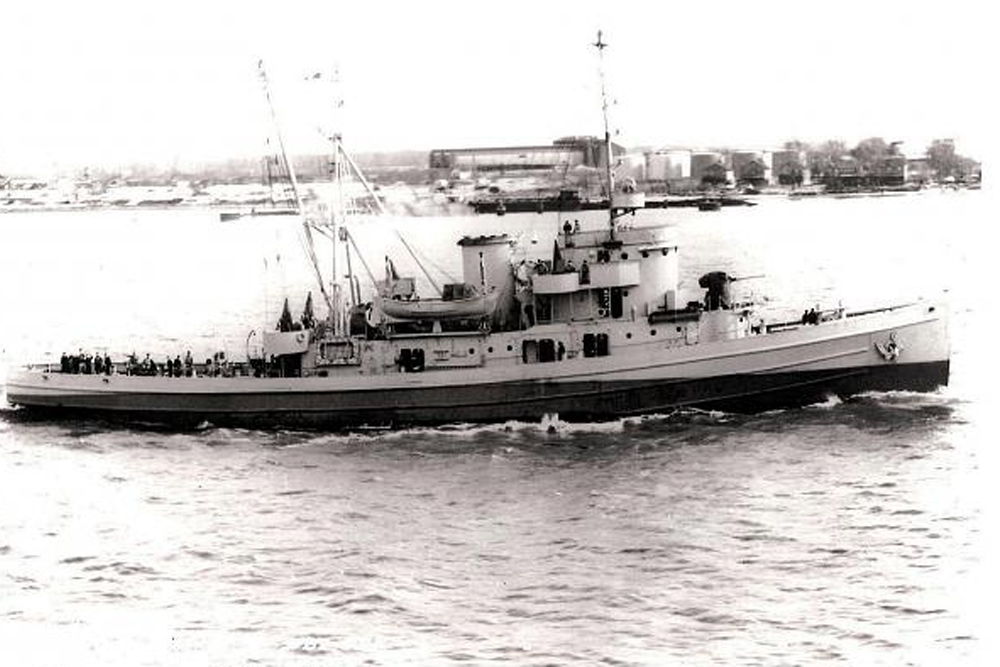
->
[[6, 302, 949, 428]]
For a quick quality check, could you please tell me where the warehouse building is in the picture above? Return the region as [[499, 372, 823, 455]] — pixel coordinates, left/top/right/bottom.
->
[[429, 136, 623, 175]]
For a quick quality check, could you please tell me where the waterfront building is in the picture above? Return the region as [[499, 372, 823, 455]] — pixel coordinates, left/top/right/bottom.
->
[[827, 156, 862, 188], [428, 136, 623, 176], [877, 155, 906, 186], [905, 157, 932, 184]]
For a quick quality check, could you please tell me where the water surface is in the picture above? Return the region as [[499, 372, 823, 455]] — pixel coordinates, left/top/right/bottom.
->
[[0, 191, 994, 665]]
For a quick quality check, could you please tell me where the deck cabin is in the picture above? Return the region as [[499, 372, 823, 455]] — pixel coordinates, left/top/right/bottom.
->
[[260, 218, 761, 379]]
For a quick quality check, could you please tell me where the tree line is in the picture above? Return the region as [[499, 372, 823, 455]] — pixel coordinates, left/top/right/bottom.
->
[[781, 137, 979, 183]]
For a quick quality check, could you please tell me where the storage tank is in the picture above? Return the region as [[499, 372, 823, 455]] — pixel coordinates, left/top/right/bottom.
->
[[646, 150, 692, 181], [691, 152, 724, 183], [772, 150, 805, 185], [645, 152, 670, 181], [732, 151, 773, 185], [665, 150, 691, 179], [731, 151, 760, 175], [615, 153, 646, 183]]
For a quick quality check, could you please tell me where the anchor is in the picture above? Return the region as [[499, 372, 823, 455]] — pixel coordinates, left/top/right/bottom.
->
[[875, 331, 902, 362]]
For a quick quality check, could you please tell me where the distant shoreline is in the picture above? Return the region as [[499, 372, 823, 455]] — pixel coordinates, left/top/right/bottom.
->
[[0, 181, 980, 219]]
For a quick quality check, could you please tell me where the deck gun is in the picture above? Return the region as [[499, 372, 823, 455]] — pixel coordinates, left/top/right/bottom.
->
[[698, 272, 765, 310]]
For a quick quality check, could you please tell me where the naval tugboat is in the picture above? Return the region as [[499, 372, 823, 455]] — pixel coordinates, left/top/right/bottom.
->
[[4, 36, 949, 429]]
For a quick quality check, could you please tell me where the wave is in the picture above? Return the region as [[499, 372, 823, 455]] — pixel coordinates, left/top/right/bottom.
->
[[805, 393, 843, 410], [845, 389, 961, 424], [1, 386, 965, 453], [321, 408, 736, 443]]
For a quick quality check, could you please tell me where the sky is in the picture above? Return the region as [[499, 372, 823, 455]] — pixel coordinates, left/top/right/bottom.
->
[[0, 0, 990, 175]]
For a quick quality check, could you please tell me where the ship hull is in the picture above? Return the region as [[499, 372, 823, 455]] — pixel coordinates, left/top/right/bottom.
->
[[7, 361, 948, 430], [5, 303, 949, 429]]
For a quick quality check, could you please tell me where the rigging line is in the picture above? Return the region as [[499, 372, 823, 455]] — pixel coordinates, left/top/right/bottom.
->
[[298, 218, 333, 311], [257, 60, 304, 211], [337, 137, 386, 214], [346, 230, 378, 288], [395, 232, 442, 297], [309, 224, 333, 241], [265, 150, 293, 209], [400, 236, 458, 284], [258, 60, 332, 314]]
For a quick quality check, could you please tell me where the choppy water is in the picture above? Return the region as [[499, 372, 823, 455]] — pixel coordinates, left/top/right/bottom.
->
[[1, 190, 995, 665]]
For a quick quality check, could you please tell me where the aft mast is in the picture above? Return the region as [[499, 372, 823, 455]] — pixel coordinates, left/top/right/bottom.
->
[[323, 87, 389, 331], [594, 30, 616, 239], [592, 30, 644, 237], [323, 129, 388, 334]]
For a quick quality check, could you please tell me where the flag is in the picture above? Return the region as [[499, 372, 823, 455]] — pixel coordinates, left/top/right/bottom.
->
[[552, 239, 565, 273], [278, 297, 294, 332], [301, 291, 315, 329]]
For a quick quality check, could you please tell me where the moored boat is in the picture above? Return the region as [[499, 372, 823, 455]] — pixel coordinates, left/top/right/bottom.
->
[[696, 197, 722, 211]]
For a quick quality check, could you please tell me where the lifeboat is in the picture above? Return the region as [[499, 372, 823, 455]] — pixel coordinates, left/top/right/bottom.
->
[[376, 287, 500, 321]]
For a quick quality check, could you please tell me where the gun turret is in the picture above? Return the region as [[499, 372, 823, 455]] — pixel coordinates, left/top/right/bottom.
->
[[698, 271, 733, 310]]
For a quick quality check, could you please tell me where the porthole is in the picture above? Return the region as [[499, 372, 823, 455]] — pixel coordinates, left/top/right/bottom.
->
[[488, 347, 494, 353], [507, 344, 513, 352], [650, 329, 657, 336], [676, 326, 682, 332], [626, 332, 632, 339], [469, 348, 476, 355], [621, 252, 629, 260]]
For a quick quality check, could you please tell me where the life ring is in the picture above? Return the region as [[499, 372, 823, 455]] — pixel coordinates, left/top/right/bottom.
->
[[597, 308, 608, 318], [295, 332, 305, 344]]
